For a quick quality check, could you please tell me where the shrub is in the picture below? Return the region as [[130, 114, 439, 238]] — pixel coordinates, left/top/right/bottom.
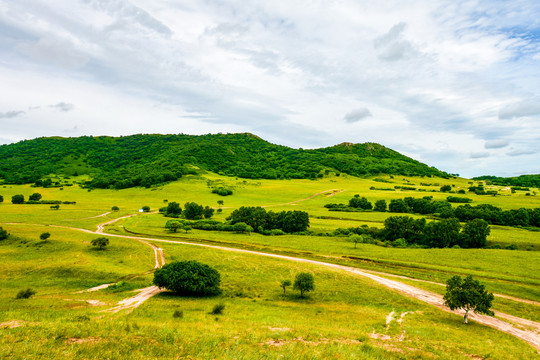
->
[[111, 206, 120, 211], [29, 193, 42, 201], [40, 232, 51, 240], [141, 206, 151, 212], [16, 288, 36, 299], [0, 227, 8, 240], [91, 237, 109, 250], [11, 194, 24, 204], [173, 310, 184, 318], [211, 303, 225, 315], [153, 260, 221, 296]]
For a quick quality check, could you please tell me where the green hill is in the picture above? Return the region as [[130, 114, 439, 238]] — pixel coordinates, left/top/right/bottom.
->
[[0, 133, 449, 189]]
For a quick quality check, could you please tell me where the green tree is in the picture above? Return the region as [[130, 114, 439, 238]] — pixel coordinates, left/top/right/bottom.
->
[[217, 200, 224, 207], [141, 205, 151, 212], [165, 220, 182, 233], [460, 219, 490, 248], [111, 206, 120, 211], [183, 225, 192, 234], [39, 232, 51, 240], [293, 272, 315, 298], [280, 279, 292, 293], [440, 185, 452, 192], [422, 218, 461, 248], [0, 195, 4, 203], [153, 260, 221, 296], [349, 234, 363, 248], [203, 206, 214, 219], [388, 199, 409, 213], [0, 226, 9, 240], [91, 237, 109, 250], [11, 194, 24, 204], [349, 196, 372, 209], [29, 192, 42, 201], [184, 202, 204, 220], [166, 202, 182, 217], [443, 275, 494, 324], [374, 199, 387, 212]]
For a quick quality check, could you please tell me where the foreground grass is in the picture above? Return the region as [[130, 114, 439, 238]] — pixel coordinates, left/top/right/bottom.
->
[[0, 229, 538, 359]]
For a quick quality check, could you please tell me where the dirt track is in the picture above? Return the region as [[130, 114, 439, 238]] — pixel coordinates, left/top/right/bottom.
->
[[88, 215, 540, 351]]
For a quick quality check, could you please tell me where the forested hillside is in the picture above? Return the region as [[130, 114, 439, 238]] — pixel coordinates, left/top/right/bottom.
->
[[474, 174, 540, 188], [0, 133, 449, 189]]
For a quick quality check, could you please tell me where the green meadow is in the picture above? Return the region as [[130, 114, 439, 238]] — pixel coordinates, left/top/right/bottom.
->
[[0, 172, 539, 358]]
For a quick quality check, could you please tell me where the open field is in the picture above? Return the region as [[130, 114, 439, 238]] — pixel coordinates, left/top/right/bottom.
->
[[1, 173, 539, 358]]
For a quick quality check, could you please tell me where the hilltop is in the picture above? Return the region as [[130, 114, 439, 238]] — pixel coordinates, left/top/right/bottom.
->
[[0, 133, 449, 189]]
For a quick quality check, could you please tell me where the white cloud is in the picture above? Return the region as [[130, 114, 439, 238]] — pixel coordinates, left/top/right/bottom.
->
[[470, 152, 490, 159]]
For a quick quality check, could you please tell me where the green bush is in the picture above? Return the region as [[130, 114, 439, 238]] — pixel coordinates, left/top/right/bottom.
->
[[0, 227, 8, 240], [211, 303, 225, 315], [153, 260, 221, 296], [91, 237, 109, 250], [16, 288, 36, 299], [40, 232, 51, 240]]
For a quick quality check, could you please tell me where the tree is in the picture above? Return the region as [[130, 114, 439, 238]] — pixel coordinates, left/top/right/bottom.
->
[[142, 205, 151, 212], [388, 199, 409, 213], [280, 279, 292, 293], [460, 219, 490, 248], [422, 218, 461, 248], [374, 199, 387, 212], [40, 232, 51, 240], [203, 206, 214, 219], [50, 204, 60, 210], [440, 185, 452, 192], [165, 220, 182, 233], [0, 195, 3, 203], [443, 275, 494, 324], [29, 192, 42, 201], [166, 202, 182, 217], [349, 234, 363, 248], [217, 200, 224, 207], [91, 237, 109, 250], [11, 194, 24, 204], [111, 206, 120, 211], [183, 225, 192, 233], [0, 227, 8, 240], [184, 202, 204, 220], [349, 196, 372, 210], [293, 272, 315, 298], [153, 260, 221, 296]]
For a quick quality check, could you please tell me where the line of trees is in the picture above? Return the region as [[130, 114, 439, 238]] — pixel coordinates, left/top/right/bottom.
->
[[160, 201, 214, 220], [341, 216, 490, 248], [227, 206, 310, 234]]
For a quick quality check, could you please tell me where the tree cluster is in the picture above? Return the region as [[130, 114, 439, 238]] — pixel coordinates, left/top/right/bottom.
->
[[211, 187, 233, 196], [227, 206, 310, 234], [443, 204, 540, 228]]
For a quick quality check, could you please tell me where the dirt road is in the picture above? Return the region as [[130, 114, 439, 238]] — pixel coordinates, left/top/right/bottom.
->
[[90, 216, 540, 351]]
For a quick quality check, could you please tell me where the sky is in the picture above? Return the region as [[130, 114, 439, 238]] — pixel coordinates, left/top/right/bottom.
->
[[1, 0, 540, 178]]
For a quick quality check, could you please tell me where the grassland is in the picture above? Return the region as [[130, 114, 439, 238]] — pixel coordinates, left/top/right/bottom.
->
[[0, 172, 539, 358]]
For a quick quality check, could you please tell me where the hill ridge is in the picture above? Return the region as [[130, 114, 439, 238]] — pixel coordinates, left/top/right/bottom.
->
[[0, 133, 449, 188]]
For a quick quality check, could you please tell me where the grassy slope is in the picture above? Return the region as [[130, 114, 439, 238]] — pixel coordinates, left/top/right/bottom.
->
[[0, 173, 539, 358], [0, 229, 537, 359]]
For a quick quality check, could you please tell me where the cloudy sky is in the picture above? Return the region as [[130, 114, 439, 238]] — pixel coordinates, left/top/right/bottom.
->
[[1, 0, 540, 178]]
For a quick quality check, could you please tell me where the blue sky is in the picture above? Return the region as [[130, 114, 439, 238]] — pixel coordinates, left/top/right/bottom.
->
[[1, 0, 540, 178]]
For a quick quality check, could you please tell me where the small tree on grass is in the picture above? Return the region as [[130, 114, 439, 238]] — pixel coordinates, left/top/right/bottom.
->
[[0, 195, 4, 203], [91, 237, 109, 250], [349, 234, 363, 248], [294, 272, 315, 298], [40, 232, 51, 240], [12, 194, 24, 204], [443, 275, 494, 324], [0, 226, 9, 240], [280, 279, 292, 293], [29, 192, 42, 201], [153, 260, 221, 296], [142, 206, 151, 212], [111, 206, 120, 212]]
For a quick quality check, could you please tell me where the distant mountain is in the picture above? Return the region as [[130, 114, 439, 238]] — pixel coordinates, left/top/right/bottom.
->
[[0, 133, 449, 189], [474, 175, 540, 188]]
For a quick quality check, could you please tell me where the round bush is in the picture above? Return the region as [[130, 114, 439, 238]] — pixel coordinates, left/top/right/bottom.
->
[[153, 260, 221, 296]]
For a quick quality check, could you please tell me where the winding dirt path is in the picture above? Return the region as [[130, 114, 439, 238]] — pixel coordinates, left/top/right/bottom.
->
[[2, 213, 539, 350], [88, 216, 540, 350]]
